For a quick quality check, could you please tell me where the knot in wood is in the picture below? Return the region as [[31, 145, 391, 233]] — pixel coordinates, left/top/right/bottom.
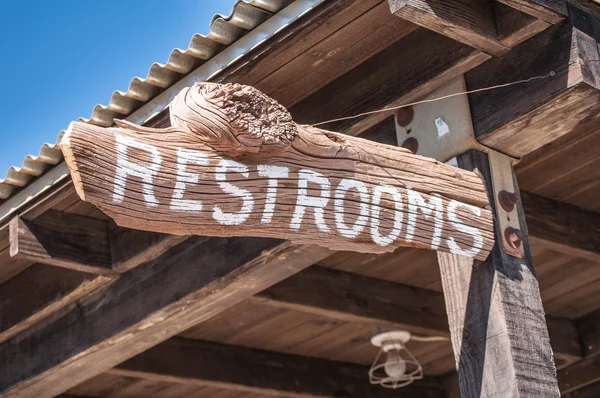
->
[[170, 82, 297, 157]]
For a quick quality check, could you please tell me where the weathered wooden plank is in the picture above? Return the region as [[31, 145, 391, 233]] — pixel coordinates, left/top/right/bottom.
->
[[559, 356, 600, 394], [107, 337, 445, 398], [0, 238, 332, 397], [437, 150, 559, 397], [61, 83, 494, 260], [9, 210, 115, 276], [466, 12, 600, 157], [291, 28, 490, 136], [256, 1, 417, 108], [253, 265, 580, 365], [253, 265, 449, 337], [388, 0, 508, 56], [522, 191, 600, 262], [494, 2, 551, 47], [222, 0, 385, 87], [109, 224, 189, 273], [497, 0, 566, 23], [0, 264, 112, 344], [563, 381, 600, 398], [545, 316, 583, 369], [0, 181, 76, 283]]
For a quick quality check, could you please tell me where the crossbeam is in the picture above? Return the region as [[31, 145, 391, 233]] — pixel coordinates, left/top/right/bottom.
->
[[106, 337, 445, 398], [466, 6, 600, 157], [522, 192, 600, 262], [9, 210, 114, 276], [253, 265, 582, 366], [0, 238, 332, 397], [388, 0, 508, 55]]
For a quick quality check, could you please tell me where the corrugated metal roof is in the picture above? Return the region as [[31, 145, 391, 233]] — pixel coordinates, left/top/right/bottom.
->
[[0, 0, 288, 201]]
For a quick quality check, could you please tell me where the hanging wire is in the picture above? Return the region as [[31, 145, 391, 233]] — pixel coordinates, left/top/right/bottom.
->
[[310, 71, 556, 127]]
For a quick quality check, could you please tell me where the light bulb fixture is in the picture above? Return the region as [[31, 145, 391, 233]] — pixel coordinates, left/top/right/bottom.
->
[[369, 330, 423, 389]]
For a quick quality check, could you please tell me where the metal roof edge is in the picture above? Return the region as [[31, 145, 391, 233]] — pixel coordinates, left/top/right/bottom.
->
[[0, 0, 325, 224]]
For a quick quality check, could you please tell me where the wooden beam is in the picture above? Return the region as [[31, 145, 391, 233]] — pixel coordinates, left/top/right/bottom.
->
[[253, 265, 581, 366], [557, 308, 600, 393], [522, 191, 600, 262], [563, 381, 600, 398], [577, 308, 600, 358], [0, 264, 112, 344], [466, 9, 600, 157], [109, 224, 189, 273], [437, 150, 559, 397], [9, 210, 115, 276], [0, 180, 76, 284], [494, 2, 551, 48], [0, 238, 332, 397], [388, 0, 508, 56], [497, 0, 566, 23], [107, 337, 445, 398], [559, 355, 600, 394], [291, 27, 490, 136], [254, 265, 450, 337]]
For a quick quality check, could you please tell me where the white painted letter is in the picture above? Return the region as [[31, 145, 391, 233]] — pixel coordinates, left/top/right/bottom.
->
[[170, 148, 209, 212], [406, 190, 444, 249], [257, 165, 289, 224], [213, 159, 254, 225], [334, 179, 370, 238], [370, 185, 403, 246], [446, 200, 484, 258], [290, 169, 331, 233], [113, 134, 162, 207]]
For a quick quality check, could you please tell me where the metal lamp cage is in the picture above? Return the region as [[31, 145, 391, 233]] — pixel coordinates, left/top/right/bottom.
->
[[368, 339, 424, 389]]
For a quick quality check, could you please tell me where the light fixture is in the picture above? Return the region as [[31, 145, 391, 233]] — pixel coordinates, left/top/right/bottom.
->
[[369, 330, 423, 389]]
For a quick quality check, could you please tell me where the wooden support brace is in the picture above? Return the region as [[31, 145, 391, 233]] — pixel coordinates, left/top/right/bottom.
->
[[437, 150, 560, 397], [9, 210, 115, 276], [522, 191, 600, 262], [0, 237, 332, 397], [466, 4, 600, 157], [557, 309, 600, 393], [497, 0, 566, 23]]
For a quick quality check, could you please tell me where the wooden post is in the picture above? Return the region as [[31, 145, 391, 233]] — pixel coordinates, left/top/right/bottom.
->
[[437, 150, 560, 397]]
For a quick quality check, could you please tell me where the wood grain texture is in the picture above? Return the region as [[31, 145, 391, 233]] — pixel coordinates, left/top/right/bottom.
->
[[256, 1, 417, 107], [494, 2, 551, 48], [437, 150, 559, 398], [61, 82, 494, 260], [0, 264, 112, 344], [577, 308, 600, 358], [291, 28, 490, 136], [252, 265, 580, 364], [466, 18, 600, 157], [497, 0, 566, 23], [388, 0, 508, 56], [559, 355, 600, 394], [0, 238, 332, 397], [522, 191, 600, 262], [109, 224, 189, 272], [9, 210, 115, 276], [107, 337, 445, 398], [253, 265, 450, 337]]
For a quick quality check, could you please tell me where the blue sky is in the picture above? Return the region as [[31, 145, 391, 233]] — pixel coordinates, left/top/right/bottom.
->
[[0, 0, 237, 176]]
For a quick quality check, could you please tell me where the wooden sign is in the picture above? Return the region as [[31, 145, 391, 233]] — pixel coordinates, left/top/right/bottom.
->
[[61, 83, 494, 260]]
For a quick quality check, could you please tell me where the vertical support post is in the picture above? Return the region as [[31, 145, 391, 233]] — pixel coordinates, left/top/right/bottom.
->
[[438, 150, 560, 397]]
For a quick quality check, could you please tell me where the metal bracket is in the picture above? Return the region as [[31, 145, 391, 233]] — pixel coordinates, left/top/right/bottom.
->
[[395, 76, 488, 163], [394, 75, 524, 258], [488, 151, 525, 259]]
